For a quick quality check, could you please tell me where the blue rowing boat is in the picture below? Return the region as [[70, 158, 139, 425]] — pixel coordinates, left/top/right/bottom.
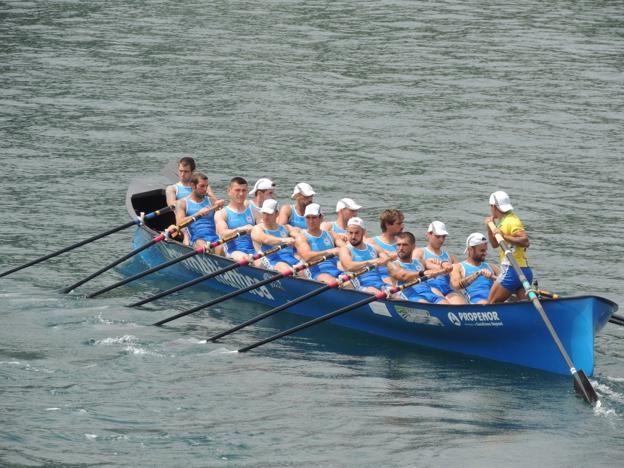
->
[[126, 176, 618, 377]]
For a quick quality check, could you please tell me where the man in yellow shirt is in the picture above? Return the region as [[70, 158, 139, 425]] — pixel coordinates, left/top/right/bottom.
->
[[485, 191, 532, 303]]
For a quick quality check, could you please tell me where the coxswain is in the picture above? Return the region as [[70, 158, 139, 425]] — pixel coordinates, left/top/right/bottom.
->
[[485, 191, 532, 303]]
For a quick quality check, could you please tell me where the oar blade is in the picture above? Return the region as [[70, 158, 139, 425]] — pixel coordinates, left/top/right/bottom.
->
[[573, 370, 599, 406]]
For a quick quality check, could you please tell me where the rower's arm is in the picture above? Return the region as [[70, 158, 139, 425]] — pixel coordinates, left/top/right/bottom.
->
[[387, 262, 423, 282], [504, 229, 530, 248], [339, 246, 383, 271], [165, 184, 177, 207], [215, 209, 236, 238], [174, 199, 188, 226], [277, 205, 291, 226], [252, 225, 294, 247], [450, 263, 463, 290], [293, 233, 335, 262]]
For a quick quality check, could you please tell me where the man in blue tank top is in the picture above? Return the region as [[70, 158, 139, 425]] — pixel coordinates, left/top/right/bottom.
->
[[249, 178, 276, 223], [412, 221, 466, 305], [278, 182, 315, 230], [214, 177, 256, 261], [386, 232, 451, 303], [173, 172, 225, 251], [339, 217, 394, 294], [321, 197, 361, 238], [293, 203, 345, 283], [251, 199, 299, 274], [165, 156, 217, 206], [450, 233, 500, 304], [367, 209, 404, 284]]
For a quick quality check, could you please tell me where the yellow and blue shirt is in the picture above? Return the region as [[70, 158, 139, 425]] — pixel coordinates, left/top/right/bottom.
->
[[497, 212, 529, 267]]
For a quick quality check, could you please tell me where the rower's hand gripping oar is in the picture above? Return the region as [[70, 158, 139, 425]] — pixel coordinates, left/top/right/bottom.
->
[[61, 206, 217, 294], [208, 264, 381, 342], [153, 252, 336, 327], [0, 206, 174, 279], [87, 231, 245, 298], [237, 271, 434, 353], [487, 221, 599, 406]]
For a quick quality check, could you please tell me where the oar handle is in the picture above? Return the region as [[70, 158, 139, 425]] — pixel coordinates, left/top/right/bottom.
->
[[168, 204, 220, 237]]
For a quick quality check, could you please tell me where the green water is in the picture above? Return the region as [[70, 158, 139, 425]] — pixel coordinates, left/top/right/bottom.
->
[[1, 0, 623, 466]]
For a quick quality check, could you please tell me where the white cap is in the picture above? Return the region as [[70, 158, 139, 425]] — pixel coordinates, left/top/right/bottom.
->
[[304, 203, 322, 217], [427, 220, 448, 236], [335, 198, 362, 213], [489, 191, 513, 213], [291, 182, 316, 198], [464, 232, 488, 253], [249, 178, 275, 196], [260, 199, 279, 215], [347, 217, 365, 230]]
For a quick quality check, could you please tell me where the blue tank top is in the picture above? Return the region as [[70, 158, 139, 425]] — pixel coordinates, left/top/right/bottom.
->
[[303, 230, 340, 277], [423, 247, 452, 293], [348, 243, 384, 287], [461, 261, 494, 301], [289, 204, 307, 229], [175, 183, 193, 200], [224, 205, 255, 254], [395, 259, 431, 296], [331, 222, 346, 234], [185, 197, 217, 243], [261, 225, 297, 263], [372, 236, 397, 279]]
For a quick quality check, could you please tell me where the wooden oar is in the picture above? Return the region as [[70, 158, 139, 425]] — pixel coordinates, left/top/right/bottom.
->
[[128, 237, 277, 307], [237, 273, 431, 353], [487, 221, 598, 406], [153, 253, 336, 327], [86, 231, 244, 298], [0, 206, 174, 279], [208, 265, 383, 342], [61, 206, 217, 294]]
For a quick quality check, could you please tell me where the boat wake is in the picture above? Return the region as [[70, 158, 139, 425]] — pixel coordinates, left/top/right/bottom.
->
[[592, 378, 624, 417]]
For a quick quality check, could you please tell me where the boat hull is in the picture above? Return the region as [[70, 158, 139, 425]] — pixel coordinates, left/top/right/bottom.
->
[[131, 226, 617, 377]]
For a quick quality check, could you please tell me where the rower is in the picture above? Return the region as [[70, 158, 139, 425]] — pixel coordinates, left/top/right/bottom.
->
[[387, 232, 450, 303], [293, 203, 344, 283], [251, 199, 299, 275], [485, 191, 532, 303], [214, 177, 256, 261], [367, 209, 404, 284], [339, 217, 393, 294], [450, 233, 500, 304], [322, 198, 362, 237], [173, 172, 225, 251], [165, 157, 217, 206], [249, 178, 276, 222], [413, 221, 466, 305], [277, 182, 315, 230]]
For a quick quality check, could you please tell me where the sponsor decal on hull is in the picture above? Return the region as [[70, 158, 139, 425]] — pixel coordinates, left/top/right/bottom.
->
[[447, 311, 503, 327], [394, 306, 444, 326]]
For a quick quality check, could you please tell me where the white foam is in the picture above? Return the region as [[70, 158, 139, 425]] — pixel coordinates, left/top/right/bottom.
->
[[45, 407, 60, 411], [207, 347, 238, 356], [95, 335, 138, 346], [85, 434, 98, 440]]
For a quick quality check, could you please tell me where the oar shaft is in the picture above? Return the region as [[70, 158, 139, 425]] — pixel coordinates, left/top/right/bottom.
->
[[487, 221, 598, 405], [0, 206, 173, 279], [237, 273, 427, 353], [238, 294, 382, 353], [153, 251, 335, 327], [87, 248, 202, 298], [61, 234, 165, 294], [208, 265, 375, 342], [153, 270, 287, 326]]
